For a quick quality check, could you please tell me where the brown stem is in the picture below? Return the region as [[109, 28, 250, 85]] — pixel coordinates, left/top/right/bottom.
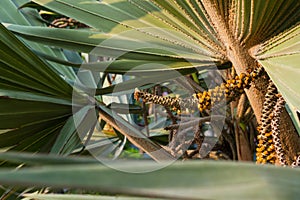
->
[[142, 101, 149, 136], [98, 106, 174, 161]]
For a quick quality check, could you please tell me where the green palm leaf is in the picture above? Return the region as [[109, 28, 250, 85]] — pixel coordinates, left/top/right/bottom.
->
[[24, 0, 225, 58], [0, 153, 299, 200], [0, 23, 86, 153], [250, 24, 300, 132], [0, 0, 77, 80], [23, 193, 152, 200]]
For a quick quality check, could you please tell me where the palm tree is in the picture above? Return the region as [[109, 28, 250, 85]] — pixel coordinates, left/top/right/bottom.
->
[[0, 0, 299, 199]]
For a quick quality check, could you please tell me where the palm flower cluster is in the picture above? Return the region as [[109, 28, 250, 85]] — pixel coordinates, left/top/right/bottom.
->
[[256, 80, 278, 164], [195, 66, 264, 112], [270, 95, 288, 166], [134, 66, 299, 167], [256, 85, 300, 167], [292, 154, 300, 167], [134, 66, 264, 112]]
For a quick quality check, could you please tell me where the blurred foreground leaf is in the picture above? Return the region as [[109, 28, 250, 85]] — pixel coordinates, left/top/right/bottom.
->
[[0, 153, 299, 200]]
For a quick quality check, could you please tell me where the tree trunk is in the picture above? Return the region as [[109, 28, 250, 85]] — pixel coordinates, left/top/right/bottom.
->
[[280, 110, 300, 165]]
